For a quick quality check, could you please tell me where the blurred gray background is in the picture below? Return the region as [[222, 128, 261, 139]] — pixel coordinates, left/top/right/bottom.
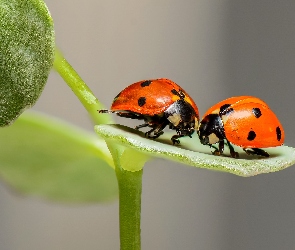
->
[[1, 0, 295, 249]]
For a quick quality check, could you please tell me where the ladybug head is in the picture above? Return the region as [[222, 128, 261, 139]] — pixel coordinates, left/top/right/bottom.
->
[[198, 114, 225, 145], [165, 100, 197, 126]]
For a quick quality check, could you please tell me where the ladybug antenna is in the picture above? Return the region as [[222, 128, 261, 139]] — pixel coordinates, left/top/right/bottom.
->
[[98, 109, 131, 115], [98, 109, 118, 114]]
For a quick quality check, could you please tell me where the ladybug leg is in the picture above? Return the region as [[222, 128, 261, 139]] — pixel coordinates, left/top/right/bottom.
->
[[219, 140, 224, 154], [212, 140, 224, 156], [116, 112, 143, 119], [98, 110, 138, 117], [135, 123, 149, 130], [145, 120, 169, 140], [135, 122, 159, 135], [143, 125, 157, 137], [243, 148, 269, 157], [226, 140, 239, 158], [171, 135, 181, 145], [211, 146, 221, 156], [171, 127, 195, 145], [146, 129, 164, 139]]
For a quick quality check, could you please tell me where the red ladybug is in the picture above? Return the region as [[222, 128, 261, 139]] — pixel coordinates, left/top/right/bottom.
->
[[99, 78, 199, 144], [198, 96, 284, 157]]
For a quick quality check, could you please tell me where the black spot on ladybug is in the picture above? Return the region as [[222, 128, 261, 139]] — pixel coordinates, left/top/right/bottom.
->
[[140, 80, 152, 87], [252, 108, 262, 118], [171, 89, 186, 99], [114, 92, 121, 99], [171, 89, 178, 96], [219, 104, 233, 116], [138, 97, 146, 107], [247, 130, 256, 141], [276, 126, 282, 141]]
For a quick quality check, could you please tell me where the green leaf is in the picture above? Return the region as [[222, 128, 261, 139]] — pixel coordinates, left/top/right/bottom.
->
[[106, 141, 150, 172], [0, 0, 55, 126], [95, 124, 295, 177], [0, 112, 118, 203]]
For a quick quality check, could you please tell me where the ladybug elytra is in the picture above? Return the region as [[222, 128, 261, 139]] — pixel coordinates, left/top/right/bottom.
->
[[198, 96, 284, 158], [99, 78, 199, 144]]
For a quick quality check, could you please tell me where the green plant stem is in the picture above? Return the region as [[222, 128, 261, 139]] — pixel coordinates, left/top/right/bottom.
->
[[54, 48, 143, 249], [53, 48, 112, 125], [116, 167, 142, 250]]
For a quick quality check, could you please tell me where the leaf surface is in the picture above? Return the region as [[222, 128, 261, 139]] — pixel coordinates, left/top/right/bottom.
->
[[95, 124, 295, 177], [0, 112, 117, 203], [0, 0, 55, 126]]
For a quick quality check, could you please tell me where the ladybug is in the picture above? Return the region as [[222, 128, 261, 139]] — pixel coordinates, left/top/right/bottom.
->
[[99, 78, 199, 144], [197, 96, 284, 158]]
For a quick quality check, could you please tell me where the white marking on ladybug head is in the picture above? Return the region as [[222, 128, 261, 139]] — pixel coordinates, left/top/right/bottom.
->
[[167, 113, 182, 127], [208, 133, 219, 144], [194, 117, 199, 131]]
